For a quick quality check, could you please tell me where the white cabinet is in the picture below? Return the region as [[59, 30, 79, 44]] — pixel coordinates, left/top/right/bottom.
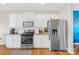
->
[[9, 12, 35, 28], [33, 35, 49, 48], [23, 12, 35, 21], [9, 14, 17, 28], [5, 35, 21, 48], [16, 14, 23, 27], [9, 14, 23, 28], [34, 15, 49, 27], [9, 13, 50, 28], [5, 35, 14, 48]]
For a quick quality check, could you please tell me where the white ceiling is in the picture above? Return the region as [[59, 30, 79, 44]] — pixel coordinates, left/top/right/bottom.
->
[[0, 3, 67, 13]]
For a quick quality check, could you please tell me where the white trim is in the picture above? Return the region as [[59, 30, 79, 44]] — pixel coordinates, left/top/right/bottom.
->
[[0, 40, 5, 45], [0, 43, 5, 45], [67, 49, 74, 54]]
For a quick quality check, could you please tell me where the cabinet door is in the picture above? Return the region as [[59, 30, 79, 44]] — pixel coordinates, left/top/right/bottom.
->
[[33, 40, 40, 48], [9, 14, 23, 28], [9, 14, 17, 28], [13, 35, 21, 48], [33, 35, 49, 48], [41, 36, 49, 48], [23, 12, 34, 21], [5, 35, 14, 48], [34, 15, 49, 27], [33, 35, 41, 48], [16, 14, 23, 27]]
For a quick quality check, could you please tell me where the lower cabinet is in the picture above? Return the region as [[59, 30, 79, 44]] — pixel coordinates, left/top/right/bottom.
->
[[5, 34, 49, 48], [33, 35, 49, 48], [5, 35, 21, 48]]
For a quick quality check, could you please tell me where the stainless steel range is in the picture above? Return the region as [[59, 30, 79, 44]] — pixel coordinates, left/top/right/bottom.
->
[[21, 30, 34, 48]]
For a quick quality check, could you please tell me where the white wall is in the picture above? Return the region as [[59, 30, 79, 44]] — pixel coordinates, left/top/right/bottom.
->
[[72, 3, 79, 11], [61, 4, 74, 54], [0, 12, 9, 34], [0, 12, 9, 43]]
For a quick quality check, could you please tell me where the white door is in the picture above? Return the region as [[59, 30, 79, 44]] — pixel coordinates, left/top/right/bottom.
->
[[41, 36, 49, 48], [34, 15, 49, 27], [9, 14, 17, 28], [33, 35, 41, 48], [5, 35, 21, 48], [13, 35, 21, 48], [16, 14, 23, 27], [33, 35, 49, 48], [23, 12, 34, 21], [5, 35, 14, 48]]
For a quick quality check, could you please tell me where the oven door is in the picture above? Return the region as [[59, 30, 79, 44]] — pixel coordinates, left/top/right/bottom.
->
[[21, 36, 33, 44], [21, 36, 33, 48]]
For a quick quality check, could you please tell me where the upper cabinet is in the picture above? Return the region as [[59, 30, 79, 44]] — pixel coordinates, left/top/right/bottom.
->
[[9, 12, 52, 28], [34, 14, 49, 27], [9, 13, 23, 28], [9, 12, 35, 28], [9, 14, 17, 28], [16, 14, 23, 27], [23, 12, 35, 21]]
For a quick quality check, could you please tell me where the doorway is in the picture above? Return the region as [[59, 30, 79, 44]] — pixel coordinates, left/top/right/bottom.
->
[[73, 11, 79, 52]]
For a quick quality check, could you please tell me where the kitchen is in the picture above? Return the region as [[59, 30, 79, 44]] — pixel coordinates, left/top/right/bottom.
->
[[0, 3, 74, 55], [5, 12, 53, 48]]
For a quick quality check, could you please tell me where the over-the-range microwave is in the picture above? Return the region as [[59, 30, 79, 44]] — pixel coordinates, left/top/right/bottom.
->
[[23, 21, 34, 27]]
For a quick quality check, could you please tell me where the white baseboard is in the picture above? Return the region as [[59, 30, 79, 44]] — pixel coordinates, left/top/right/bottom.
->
[[0, 43, 5, 45], [0, 40, 5, 45], [67, 50, 74, 54]]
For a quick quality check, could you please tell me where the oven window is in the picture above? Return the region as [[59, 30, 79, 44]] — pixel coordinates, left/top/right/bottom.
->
[[21, 36, 33, 44]]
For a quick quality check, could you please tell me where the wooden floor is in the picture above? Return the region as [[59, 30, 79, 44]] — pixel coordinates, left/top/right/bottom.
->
[[0, 45, 78, 55], [32, 48, 69, 55]]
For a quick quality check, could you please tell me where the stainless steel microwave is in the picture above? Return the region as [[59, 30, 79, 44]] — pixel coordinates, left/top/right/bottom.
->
[[23, 21, 34, 27]]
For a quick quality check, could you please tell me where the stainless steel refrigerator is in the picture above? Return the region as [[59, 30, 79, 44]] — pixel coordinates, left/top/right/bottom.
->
[[47, 19, 68, 50]]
